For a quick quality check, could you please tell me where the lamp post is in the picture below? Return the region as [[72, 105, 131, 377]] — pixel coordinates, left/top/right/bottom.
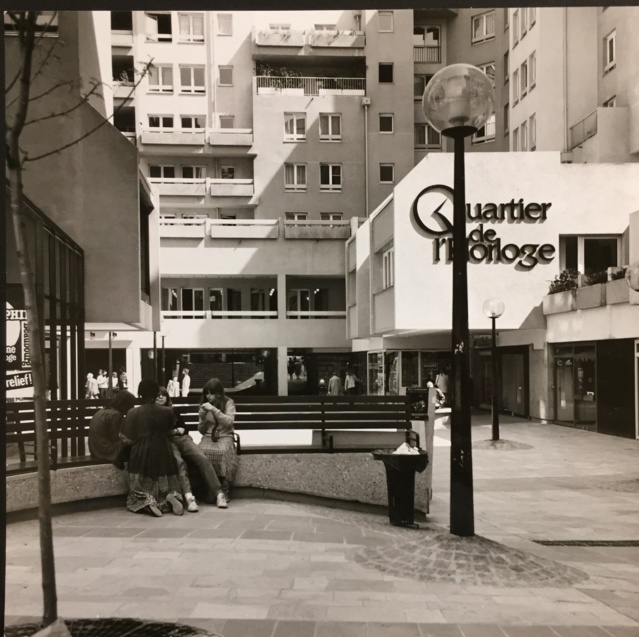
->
[[422, 64, 495, 537], [626, 261, 639, 293], [482, 298, 505, 441]]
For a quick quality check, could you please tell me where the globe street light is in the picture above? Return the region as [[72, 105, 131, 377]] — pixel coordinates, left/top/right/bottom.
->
[[482, 298, 505, 442], [626, 261, 639, 292], [422, 63, 495, 537]]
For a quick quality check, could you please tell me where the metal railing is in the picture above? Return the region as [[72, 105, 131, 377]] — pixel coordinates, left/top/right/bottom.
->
[[413, 46, 441, 63], [570, 110, 598, 150], [162, 310, 277, 319], [256, 76, 366, 96]]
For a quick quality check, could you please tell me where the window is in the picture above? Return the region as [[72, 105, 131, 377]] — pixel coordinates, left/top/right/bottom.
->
[[287, 290, 310, 318], [382, 247, 394, 289], [379, 164, 394, 184], [148, 115, 174, 131], [503, 8, 509, 30], [5, 11, 59, 36], [478, 62, 496, 87], [162, 288, 178, 312], [379, 114, 394, 133], [520, 6, 527, 37], [217, 13, 232, 35], [415, 123, 441, 149], [529, 51, 537, 88], [178, 13, 204, 42], [520, 59, 528, 97], [219, 115, 234, 128], [181, 288, 205, 319], [529, 113, 536, 150], [145, 12, 172, 42], [504, 52, 509, 83], [512, 127, 519, 151], [148, 65, 173, 93], [414, 74, 433, 99], [521, 120, 528, 151], [561, 236, 620, 274], [378, 11, 394, 32], [354, 14, 362, 31], [180, 115, 205, 130], [319, 113, 342, 141], [379, 63, 394, 84], [284, 163, 307, 191], [528, 7, 536, 27], [513, 68, 520, 103], [512, 10, 519, 45], [269, 24, 291, 32], [504, 103, 509, 134], [220, 166, 235, 179], [603, 96, 616, 107], [320, 212, 343, 221], [320, 164, 342, 191], [149, 165, 175, 180], [209, 289, 224, 316], [284, 113, 306, 141], [604, 30, 616, 72], [473, 113, 496, 143], [180, 66, 205, 94], [285, 212, 308, 221], [181, 166, 204, 180], [413, 26, 426, 45], [314, 24, 337, 31], [471, 11, 495, 44], [218, 65, 233, 86]]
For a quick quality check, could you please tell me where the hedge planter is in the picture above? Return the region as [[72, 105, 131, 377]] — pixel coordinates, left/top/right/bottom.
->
[[576, 282, 606, 309], [606, 277, 630, 305], [542, 290, 577, 315]]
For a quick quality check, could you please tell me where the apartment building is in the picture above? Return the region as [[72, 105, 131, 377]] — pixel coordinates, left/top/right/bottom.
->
[[100, 8, 639, 420], [5, 11, 160, 399]]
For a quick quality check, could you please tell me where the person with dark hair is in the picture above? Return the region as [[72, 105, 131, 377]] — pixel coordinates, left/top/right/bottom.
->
[[88, 390, 137, 469], [121, 379, 183, 517], [198, 378, 236, 506], [157, 387, 228, 511]]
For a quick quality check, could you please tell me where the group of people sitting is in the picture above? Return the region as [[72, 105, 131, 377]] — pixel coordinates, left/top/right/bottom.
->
[[88, 377, 236, 516]]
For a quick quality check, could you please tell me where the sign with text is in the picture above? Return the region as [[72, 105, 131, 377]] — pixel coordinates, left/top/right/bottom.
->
[[6, 292, 34, 396]]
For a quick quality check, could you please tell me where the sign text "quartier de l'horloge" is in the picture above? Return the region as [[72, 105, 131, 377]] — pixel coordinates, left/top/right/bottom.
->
[[411, 187, 557, 271]]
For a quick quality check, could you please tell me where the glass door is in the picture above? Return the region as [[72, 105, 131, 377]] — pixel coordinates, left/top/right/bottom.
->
[[501, 352, 525, 416]]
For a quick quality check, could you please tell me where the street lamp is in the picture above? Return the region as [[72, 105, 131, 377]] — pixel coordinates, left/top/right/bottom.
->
[[422, 63, 495, 537], [626, 261, 639, 292], [482, 298, 505, 442]]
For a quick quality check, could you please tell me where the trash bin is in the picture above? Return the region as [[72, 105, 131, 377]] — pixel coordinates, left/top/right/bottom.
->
[[372, 450, 429, 528]]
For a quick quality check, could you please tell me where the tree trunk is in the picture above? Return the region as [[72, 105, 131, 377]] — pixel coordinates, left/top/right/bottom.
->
[[6, 11, 58, 626]]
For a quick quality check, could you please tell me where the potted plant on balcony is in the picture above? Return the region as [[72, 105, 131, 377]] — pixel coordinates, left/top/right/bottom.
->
[[576, 269, 607, 309], [605, 265, 630, 304], [542, 269, 578, 315]]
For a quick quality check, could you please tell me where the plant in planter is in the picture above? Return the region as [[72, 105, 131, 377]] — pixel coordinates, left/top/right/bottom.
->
[[609, 266, 627, 281], [583, 270, 608, 286], [548, 269, 579, 294]]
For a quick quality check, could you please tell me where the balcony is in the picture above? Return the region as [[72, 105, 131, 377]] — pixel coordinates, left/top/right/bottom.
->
[[306, 29, 365, 48], [570, 107, 633, 163], [570, 110, 598, 150], [284, 220, 351, 240], [413, 46, 441, 63], [209, 179, 254, 198], [208, 129, 253, 146], [159, 218, 207, 238], [285, 310, 347, 319], [209, 219, 279, 240], [111, 30, 133, 48], [256, 76, 365, 97], [113, 81, 135, 104], [255, 29, 306, 47], [149, 178, 207, 197], [140, 130, 206, 146], [162, 310, 278, 320]]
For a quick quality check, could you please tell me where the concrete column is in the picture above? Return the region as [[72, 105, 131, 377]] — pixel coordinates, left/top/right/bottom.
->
[[278, 345, 289, 396], [128, 346, 140, 394]]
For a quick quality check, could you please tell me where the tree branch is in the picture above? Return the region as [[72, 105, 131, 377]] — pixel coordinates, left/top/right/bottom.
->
[[24, 81, 102, 126], [24, 60, 152, 163]]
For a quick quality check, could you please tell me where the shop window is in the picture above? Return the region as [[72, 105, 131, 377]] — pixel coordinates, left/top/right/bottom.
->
[[284, 163, 306, 191], [284, 113, 306, 141], [319, 113, 342, 141], [379, 63, 394, 84], [178, 13, 204, 42], [145, 12, 172, 42], [471, 10, 495, 44], [379, 113, 394, 134]]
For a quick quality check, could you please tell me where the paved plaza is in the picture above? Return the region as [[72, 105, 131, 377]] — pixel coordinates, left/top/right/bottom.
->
[[5, 415, 639, 636]]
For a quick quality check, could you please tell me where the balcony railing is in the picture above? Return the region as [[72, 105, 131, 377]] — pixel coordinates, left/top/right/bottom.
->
[[286, 310, 347, 319], [570, 110, 598, 150], [209, 179, 254, 198], [413, 46, 441, 63], [256, 76, 366, 96], [284, 219, 351, 239], [162, 310, 278, 319], [254, 28, 364, 48]]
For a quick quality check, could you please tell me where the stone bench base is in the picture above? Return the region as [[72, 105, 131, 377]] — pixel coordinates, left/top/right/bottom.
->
[[7, 450, 433, 515]]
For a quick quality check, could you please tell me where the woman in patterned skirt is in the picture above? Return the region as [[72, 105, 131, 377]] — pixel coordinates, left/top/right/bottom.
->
[[197, 378, 237, 502], [121, 379, 184, 517]]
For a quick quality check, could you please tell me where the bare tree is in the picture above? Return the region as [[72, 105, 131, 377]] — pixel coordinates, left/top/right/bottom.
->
[[5, 11, 150, 628]]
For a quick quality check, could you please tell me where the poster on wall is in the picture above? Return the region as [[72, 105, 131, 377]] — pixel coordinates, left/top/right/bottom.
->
[[6, 285, 34, 399]]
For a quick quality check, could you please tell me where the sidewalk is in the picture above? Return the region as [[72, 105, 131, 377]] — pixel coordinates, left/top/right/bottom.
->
[[5, 416, 639, 637]]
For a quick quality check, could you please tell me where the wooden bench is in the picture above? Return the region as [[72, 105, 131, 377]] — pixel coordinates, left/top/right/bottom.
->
[[5, 395, 418, 474]]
